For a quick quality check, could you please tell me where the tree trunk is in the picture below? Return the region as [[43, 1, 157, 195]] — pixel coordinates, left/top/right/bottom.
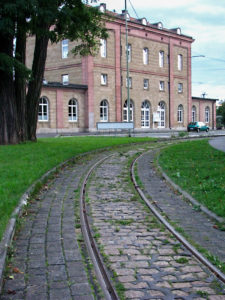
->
[[0, 33, 18, 145], [15, 20, 27, 142], [26, 32, 49, 141]]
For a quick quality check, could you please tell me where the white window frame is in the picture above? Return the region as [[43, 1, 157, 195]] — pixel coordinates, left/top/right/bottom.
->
[[126, 77, 132, 88], [192, 106, 196, 122], [62, 39, 69, 59], [100, 39, 107, 58], [127, 43, 132, 62], [159, 51, 164, 68], [68, 98, 78, 122], [38, 97, 49, 122], [62, 74, 69, 85], [205, 107, 210, 123], [177, 104, 183, 123], [178, 54, 183, 71], [158, 101, 165, 128], [143, 79, 149, 90], [141, 100, 150, 128], [159, 81, 165, 91], [100, 99, 108, 122], [178, 83, 183, 93], [143, 48, 149, 65], [101, 74, 107, 85], [123, 100, 133, 122]]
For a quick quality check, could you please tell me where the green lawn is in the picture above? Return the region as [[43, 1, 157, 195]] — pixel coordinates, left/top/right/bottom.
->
[[0, 136, 152, 240], [158, 140, 225, 218]]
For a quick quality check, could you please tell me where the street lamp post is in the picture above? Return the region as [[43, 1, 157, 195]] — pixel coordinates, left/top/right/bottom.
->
[[125, 0, 131, 136]]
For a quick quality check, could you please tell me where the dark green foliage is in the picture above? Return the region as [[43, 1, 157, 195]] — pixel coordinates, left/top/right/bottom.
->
[[217, 102, 225, 126], [0, 0, 107, 144]]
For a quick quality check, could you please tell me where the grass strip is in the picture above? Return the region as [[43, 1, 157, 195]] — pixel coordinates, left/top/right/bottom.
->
[[158, 139, 225, 218], [0, 136, 153, 240]]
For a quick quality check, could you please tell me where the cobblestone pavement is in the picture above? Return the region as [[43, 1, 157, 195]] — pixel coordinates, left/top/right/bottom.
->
[[87, 146, 225, 299], [0, 153, 105, 300], [137, 150, 225, 263]]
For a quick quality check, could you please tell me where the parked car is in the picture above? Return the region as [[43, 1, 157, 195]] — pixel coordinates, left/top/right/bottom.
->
[[187, 122, 209, 132]]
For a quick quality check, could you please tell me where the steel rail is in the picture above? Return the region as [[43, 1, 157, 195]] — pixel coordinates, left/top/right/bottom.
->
[[130, 151, 225, 285], [79, 155, 119, 300]]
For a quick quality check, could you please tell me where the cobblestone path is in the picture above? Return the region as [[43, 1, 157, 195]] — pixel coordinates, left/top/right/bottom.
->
[[1, 153, 106, 300], [87, 147, 225, 299], [137, 150, 225, 262]]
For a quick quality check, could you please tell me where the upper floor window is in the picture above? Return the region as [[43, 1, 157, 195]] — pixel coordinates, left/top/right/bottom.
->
[[62, 74, 69, 85], [100, 39, 107, 58], [178, 54, 183, 71], [143, 48, 149, 65], [178, 83, 183, 93], [143, 79, 149, 90], [38, 97, 49, 121], [68, 98, 78, 122], [100, 99, 108, 122], [62, 39, 69, 59], [126, 76, 132, 88], [177, 104, 183, 122], [205, 106, 210, 123], [159, 51, 164, 68], [126, 44, 132, 62], [101, 74, 108, 85], [159, 81, 165, 91]]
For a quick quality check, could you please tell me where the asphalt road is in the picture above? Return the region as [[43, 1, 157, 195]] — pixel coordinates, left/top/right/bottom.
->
[[209, 136, 225, 153]]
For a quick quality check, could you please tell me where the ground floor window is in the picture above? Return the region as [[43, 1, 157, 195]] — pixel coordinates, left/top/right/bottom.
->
[[38, 97, 49, 121], [68, 98, 78, 122], [158, 101, 165, 128], [141, 100, 150, 128], [100, 99, 108, 122], [177, 104, 183, 123], [205, 106, 210, 123], [192, 106, 196, 122], [123, 100, 133, 122]]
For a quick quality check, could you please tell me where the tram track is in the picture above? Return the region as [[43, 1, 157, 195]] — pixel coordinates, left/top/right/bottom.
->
[[79, 146, 225, 299], [131, 151, 225, 285]]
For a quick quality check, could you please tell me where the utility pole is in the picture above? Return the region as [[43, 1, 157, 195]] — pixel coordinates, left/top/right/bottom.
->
[[125, 0, 131, 136]]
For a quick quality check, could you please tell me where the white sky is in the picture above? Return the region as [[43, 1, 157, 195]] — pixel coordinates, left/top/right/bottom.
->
[[91, 0, 225, 100]]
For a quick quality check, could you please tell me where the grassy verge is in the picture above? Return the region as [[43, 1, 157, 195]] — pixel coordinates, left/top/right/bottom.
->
[[158, 139, 225, 218], [0, 136, 153, 240]]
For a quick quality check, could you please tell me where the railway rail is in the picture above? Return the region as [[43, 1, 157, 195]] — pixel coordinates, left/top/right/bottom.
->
[[79, 147, 225, 299]]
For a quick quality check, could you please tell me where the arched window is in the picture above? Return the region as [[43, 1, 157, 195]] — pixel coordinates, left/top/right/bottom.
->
[[143, 48, 149, 65], [123, 100, 133, 122], [177, 104, 183, 123], [159, 51, 164, 68], [68, 98, 78, 122], [192, 106, 196, 122], [158, 101, 165, 128], [100, 100, 108, 122], [141, 101, 150, 128], [38, 97, 49, 121], [205, 106, 210, 123], [178, 54, 183, 71]]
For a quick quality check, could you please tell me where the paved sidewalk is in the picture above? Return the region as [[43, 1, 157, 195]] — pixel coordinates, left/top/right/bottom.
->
[[137, 150, 225, 262], [209, 136, 225, 153], [0, 154, 102, 300]]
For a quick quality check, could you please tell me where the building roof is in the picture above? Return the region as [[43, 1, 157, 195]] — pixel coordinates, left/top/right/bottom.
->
[[192, 96, 218, 102], [98, 3, 194, 41], [42, 81, 88, 90]]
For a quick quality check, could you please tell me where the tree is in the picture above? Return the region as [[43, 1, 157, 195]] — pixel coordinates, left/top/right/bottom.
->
[[0, 0, 107, 144], [217, 102, 225, 126]]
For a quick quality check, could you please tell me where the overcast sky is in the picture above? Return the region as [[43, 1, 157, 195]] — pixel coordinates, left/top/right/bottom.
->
[[91, 0, 225, 100]]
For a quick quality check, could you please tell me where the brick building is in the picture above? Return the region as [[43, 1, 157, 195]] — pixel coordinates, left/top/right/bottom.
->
[[26, 3, 216, 133]]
